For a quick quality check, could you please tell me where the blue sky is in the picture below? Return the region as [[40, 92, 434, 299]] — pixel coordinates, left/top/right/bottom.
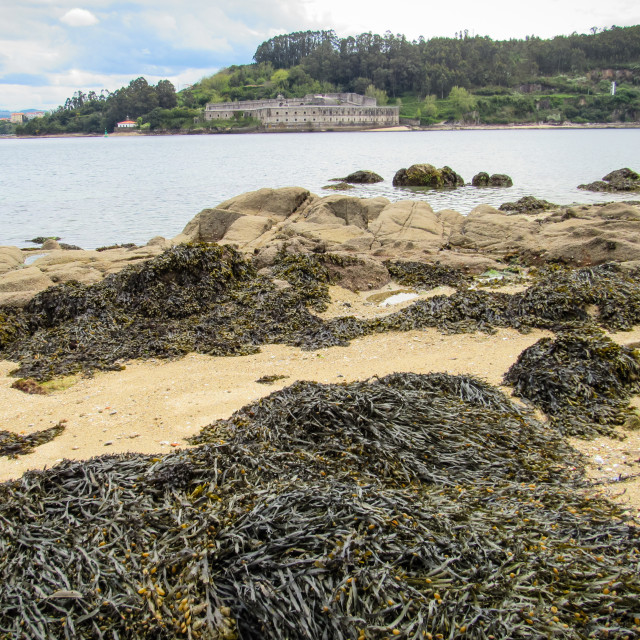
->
[[1, 0, 639, 111]]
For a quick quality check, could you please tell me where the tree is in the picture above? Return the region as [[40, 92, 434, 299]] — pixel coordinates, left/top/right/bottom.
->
[[365, 84, 388, 105], [423, 94, 438, 118], [448, 86, 476, 119], [156, 80, 177, 109]]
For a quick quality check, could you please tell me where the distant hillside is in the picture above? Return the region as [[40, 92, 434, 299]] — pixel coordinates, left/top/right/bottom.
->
[[183, 25, 640, 126]]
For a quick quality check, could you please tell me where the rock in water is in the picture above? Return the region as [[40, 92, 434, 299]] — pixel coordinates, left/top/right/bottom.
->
[[578, 167, 640, 192], [392, 163, 464, 187]]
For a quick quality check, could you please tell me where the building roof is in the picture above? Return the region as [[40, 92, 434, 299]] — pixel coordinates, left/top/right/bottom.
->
[[117, 120, 137, 125]]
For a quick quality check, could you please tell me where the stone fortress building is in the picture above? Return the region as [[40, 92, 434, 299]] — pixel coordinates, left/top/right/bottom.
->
[[203, 93, 399, 130]]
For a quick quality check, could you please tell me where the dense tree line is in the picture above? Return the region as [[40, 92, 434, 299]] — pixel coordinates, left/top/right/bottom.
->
[[16, 77, 179, 135], [253, 26, 640, 98]]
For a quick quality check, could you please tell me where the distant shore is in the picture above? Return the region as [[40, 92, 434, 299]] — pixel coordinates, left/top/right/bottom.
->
[[4, 120, 640, 140]]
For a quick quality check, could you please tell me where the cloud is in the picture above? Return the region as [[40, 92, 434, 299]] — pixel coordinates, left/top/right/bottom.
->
[[60, 8, 99, 27]]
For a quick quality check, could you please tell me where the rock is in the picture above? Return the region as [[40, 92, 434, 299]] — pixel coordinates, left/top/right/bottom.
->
[[472, 172, 512, 187], [214, 187, 312, 219], [0, 246, 24, 275], [339, 170, 384, 184], [146, 236, 170, 248], [322, 182, 355, 190], [177, 208, 273, 246], [303, 195, 371, 230], [499, 196, 555, 214], [578, 167, 640, 192], [448, 205, 537, 254], [488, 174, 513, 187], [369, 201, 463, 252], [42, 239, 61, 250], [392, 164, 464, 188], [471, 172, 490, 187]]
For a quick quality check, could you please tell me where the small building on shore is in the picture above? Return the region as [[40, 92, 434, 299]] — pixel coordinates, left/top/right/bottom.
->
[[10, 113, 26, 124], [203, 93, 399, 130], [116, 119, 137, 129]]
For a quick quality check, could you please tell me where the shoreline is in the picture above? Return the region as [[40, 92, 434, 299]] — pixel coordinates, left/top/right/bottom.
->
[[3, 121, 639, 140]]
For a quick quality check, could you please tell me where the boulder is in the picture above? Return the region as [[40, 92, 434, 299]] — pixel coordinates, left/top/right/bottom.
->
[[392, 164, 464, 188], [0, 246, 24, 275], [340, 170, 384, 184], [488, 174, 513, 187], [471, 172, 490, 187], [42, 239, 61, 250], [578, 168, 640, 192]]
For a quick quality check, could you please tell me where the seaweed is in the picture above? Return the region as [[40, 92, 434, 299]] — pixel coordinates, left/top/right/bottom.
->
[[503, 327, 640, 437], [2, 248, 640, 387], [0, 422, 66, 458], [1, 374, 639, 639], [383, 261, 470, 289]]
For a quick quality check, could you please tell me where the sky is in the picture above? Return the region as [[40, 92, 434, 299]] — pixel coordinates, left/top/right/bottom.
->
[[1, 0, 639, 111]]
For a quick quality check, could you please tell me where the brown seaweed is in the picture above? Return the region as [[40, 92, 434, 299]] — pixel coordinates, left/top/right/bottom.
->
[[503, 327, 640, 437], [0, 422, 66, 458], [1, 374, 639, 639]]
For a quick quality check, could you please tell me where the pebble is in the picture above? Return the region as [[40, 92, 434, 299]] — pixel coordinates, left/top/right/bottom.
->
[[104, 441, 113, 446]]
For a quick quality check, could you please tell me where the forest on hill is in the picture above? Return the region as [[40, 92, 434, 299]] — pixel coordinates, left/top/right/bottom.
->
[[8, 24, 640, 136]]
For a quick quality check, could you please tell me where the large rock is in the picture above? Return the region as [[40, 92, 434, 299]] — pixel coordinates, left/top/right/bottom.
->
[[392, 164, 464, 188], [578, 168, 640, 192]]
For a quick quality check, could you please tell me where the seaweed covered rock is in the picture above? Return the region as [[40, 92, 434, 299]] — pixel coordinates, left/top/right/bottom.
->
[[471, 172, 513, 187], [504, 328, 640, 437], [499, 195, 556, 213], [338, 170, 384, 184], [392, 163, 464, 188], [1, 373, 639, 640], [578, 167, 640, 192], [0, 244, 333, 380]]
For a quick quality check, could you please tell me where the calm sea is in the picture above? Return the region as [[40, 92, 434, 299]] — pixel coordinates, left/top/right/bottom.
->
[[1, 129, 639, 249]]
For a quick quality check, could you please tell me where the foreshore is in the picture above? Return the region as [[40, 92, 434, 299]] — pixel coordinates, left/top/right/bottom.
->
[[2, 280, 639, 519], [3, 120, 639, 139]]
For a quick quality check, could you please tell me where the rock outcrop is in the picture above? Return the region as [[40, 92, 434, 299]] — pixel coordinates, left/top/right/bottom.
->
[[578, 168, 640, 192], [392, 164, 464, 188], [3, 187, 640, 308]]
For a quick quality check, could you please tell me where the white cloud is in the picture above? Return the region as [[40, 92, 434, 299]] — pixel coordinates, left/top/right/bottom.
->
[[60, 8, 99, 27]]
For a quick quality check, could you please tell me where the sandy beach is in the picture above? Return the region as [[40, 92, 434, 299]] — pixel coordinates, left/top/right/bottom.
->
[[2, 282, 639, 519]]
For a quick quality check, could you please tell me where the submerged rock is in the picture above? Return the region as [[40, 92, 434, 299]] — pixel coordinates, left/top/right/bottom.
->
[[392, 163, 464, 188]]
